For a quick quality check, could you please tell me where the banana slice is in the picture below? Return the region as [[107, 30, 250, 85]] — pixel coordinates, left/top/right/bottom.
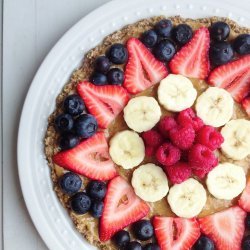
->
[[221, 119, 250, 160], [167, 178, 207, 218], [195, 87, 234, 127], [123, 96, 161, 133], [157, 74, 197, 112], [206, 163, 246, 200], [109, 130, 145, 169], [131, 163, 169, 202]]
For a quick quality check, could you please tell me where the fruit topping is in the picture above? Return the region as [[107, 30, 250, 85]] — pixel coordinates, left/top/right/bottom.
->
[[245, 214, 250, 229], [63, 94, 85, 116], [55, 113, 74, 133], [158, 116, 177, 138], [70, 192, 91, 214], [193, 235, 215, 250], [242, 235, 250, 250], [154, 19, 173, 37], [99, 176, 149, 241], [127, 241, 142, 250], [141, 130, 163, 148], [242, 96, 250, 116], [233, 34, 250, 55], [86, 180, 107, 200], [143, 243, 160, 250], [59, 132, 80, 150], [90, 200, 104, 218], [90, 72, 108, 86], [112, 230, 130, 248], [199, 206, 246, 250], [210, 22, 230, 42], [172, 24, 193, 45], [156, 143, 181, 166], [153, 39, 176, 62], [107, 68, 124, 85], [107, 43, 128, 64], [58, 172, 82, 195], [132, 220, 154, 241], [239, 176, 250, 212], [94, 55, 111, 73], [145, 146, 155, 157], [141, 29, 158, 48]]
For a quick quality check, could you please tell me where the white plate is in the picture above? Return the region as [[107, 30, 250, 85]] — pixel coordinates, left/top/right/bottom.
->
[[17, 0, 250, 249]]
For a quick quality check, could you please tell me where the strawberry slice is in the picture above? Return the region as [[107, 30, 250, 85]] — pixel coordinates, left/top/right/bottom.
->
[[124, 37, 168, 94], [169, 27, 210, 79], [199, 206, 246, 250], [77, 81, 130, 128], [53, 132, 117, 181], [99, 176, 150, 241], [242, 96, 250, 117], [153, 216, 200, 250], [239, 176, 250, 211]]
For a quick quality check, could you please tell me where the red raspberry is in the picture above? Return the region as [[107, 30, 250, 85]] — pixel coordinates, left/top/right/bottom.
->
[[169, 125, 195, 150], [145, 146, 155, 157], [142, 130, 163, 147], [158, 116, 177, 138], [196, 125, 224, 150], [156, 143, 181, 166], [177, 108, 204, 131], [165, 162, 192, 184], [193, 166, 216, 179]]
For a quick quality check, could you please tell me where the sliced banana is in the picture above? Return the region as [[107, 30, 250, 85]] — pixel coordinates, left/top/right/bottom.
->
[[132, 163, 169, 202], [109, 130, 145, 169], [167, 178, 207, 218], [157, 74, 197, 112], [221, 119, 250, 160], [195, 87, 234, 127], [206, 163, 246, 200], [123, 96, 161, 133]]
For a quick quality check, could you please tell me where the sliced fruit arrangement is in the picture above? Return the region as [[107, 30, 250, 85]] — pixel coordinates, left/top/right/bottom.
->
[[242, 96, 250, 116], [239, 176, 250, 212]]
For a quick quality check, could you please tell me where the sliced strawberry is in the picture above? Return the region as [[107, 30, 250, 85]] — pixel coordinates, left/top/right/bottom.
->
[[153, 216, 200, 250], [53, 132, 117, 180], [239, 176, 250, 211], [99, 176, 149, 241], [169, 27, 210, 79], [124, 37, 168, 94], [199, 206, 246, 250], [242, 96, 250, 117], [77, 81, 130, 128]]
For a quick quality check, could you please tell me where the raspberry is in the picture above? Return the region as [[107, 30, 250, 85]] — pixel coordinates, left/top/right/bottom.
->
[[169, 125, 195, 150], [142, 130, 163, 147], [165, 162, 192, 184], [145, 146, 155, 157], [158, 116, 177, 138], [177, 108, 204, 131], [156, 143, 181, 166], [193, 166, 215, 179], [196, 125, 224, 151]]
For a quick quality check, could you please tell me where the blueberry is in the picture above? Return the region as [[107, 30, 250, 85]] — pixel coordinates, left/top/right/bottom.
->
[[242, 235, 250, 250], [55, 113, 74, 133], [209, 42, 234, 66], [193, 235, 215, 250], [70, 192, 91, 214], [132, 220, 154, 241], [172, 24, 193, 45], [90, 72, 107, 86], [245, 214, 250, 229], [86, 181, 107, 200], [233, 34, 250, 55], [153, 39, 176, 61], [112, 230, 130, 248], [74, 114, 98, 138], [90, 200, 104, 218], [59, 172, 82, 195], [107, 68, 124, 85], [141, 29, 158, 48], [154, 19, 173, 37], [64, 94, 85, 116], [95, 56, 111, 73], [210, 22, 230, 42], [143, 243, 160, 250], [59, 133, 79, 150], [107, 43, 128, 64], [127, 241, 142, 250]]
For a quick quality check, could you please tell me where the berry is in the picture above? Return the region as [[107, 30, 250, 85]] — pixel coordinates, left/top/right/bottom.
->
[[70, 192, 91, 214], [210, 22, 230, 41], [153, 39, 176, 62], [154, 19, 173, 37], [141, 29, 158, 48], [107, 43, 128, 64], [169, 125, 195, 150], [112, 230, 130, 248], [59, 133, 80, 150], [86, 180, 107, 200], [90, 200, 104, 218], [95, 56, 111, 73], [90, 72, 107, 86], [141, 130, 163, 147], [193, 168, 211, 179], [132, 220, 154, 241], [63, 94, 85, 116], [165, 162, 192, 184], [74, 114, 98, 138], [245, 214, 250, 229], [58, 172, 82, 195], [158, 116, 177, 138], [177, 108, 204, 132], [145, 146, 155, 157], [143, 243, 160, 250], [242, 235, 250, 250], [107, 68, 124, 85], [193, 235, 215, 250], [234, 34, 250, 55], [172, 24, 193, 45], [156, 143, 181, 166], [127, 241, 142, 250], [55, 113, 74, 133], [242, 97, 250, 117], [196, 125, 224, 150], [209, 42, 234, 66], [238, 177, 250, 212]]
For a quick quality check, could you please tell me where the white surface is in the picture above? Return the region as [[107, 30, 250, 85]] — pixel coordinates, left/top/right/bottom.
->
[[4, 0, 250, 250]]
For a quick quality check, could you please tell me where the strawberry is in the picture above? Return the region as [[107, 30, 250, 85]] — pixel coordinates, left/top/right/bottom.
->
[[124, 37, 168, 94], [99, 176, 149, 241], [53, 132, 117, 180], [153, 216, 200, 250], [199, 206, 246, 250], [238, 176, 250, 212], [169, 27, 210, 79], [242, 96, 250, 117], [77, 81, 130, 128]]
